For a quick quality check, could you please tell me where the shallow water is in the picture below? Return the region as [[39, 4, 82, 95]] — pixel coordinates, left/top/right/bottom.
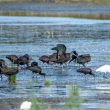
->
[[0, 16, 110, 110]]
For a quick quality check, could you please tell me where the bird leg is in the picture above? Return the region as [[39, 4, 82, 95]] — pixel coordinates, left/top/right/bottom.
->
[[32, 72, 36, 78], [0, 75, 2, 80], [82, 63, 86, 67], [69, 58, 73, 63]]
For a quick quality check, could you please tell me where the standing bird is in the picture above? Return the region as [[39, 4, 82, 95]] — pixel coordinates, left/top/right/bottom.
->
[[0, 66, 18, 77], [39, 55, 50, 64], [70, 51, 91, 67], [51, 53, 70, 65], [27, 61, 46, 78], [0, 65, 18, 84], [96, 65, 110, 78], [0, 59, 6, 66], [6, 55, 18, 64], [0, 59, 7, 80], [77, 67, 95, 77], [17, 54, 30, 67], [51, 44, 67, 59]]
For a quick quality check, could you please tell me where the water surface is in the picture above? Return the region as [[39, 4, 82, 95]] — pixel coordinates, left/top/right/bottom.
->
[[0, 16, 110, 110]]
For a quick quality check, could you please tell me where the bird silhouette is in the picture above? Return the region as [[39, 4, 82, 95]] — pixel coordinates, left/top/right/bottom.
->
[[51, 44, 67, 59], [0, 66, 18, 77], [6, 55, 18, 64], [39, 55, 50, 64], [70, 51, 91, 67], [17, 54, 30, 67], [27, 62, 46, 78], [77, 67, 95, 77]]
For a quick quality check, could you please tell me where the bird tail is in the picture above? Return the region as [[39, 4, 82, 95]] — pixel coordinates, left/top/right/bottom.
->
[[90, 71, 95, 77], [39, 72, 46, 78]]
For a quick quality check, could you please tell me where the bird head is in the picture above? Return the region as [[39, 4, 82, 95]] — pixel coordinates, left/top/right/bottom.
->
[[51, 46, 58, 51], [31, 61, 38, 67], [23, 54, 30, 60]]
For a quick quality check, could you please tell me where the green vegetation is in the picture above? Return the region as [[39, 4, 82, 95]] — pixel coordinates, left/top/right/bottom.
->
[[8, 75, 16, 84], [0, 11, 109, 19], [31, 98, 44, 110], [0, 0, 110, 4], [65, 85, 83, 110], [44, 80, 50, 87]]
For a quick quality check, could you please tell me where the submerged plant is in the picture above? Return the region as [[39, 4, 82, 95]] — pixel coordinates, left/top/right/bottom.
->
[[65, 85, 83, 110], [44, 80, 50, 87]]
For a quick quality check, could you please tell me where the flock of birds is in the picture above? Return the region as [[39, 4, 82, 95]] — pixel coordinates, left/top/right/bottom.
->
[[0, 43, 95, 82]]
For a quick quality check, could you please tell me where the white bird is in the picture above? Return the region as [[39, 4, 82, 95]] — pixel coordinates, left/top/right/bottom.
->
[[96, 65, 110, 78], [20, 101, 32, 110]]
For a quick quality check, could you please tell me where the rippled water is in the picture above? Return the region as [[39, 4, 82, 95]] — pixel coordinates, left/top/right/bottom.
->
[[0, 16, 110, 110]]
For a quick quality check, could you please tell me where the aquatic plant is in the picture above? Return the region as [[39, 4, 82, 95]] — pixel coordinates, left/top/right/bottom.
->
[[44, 80, 50, 87], [9, 61, 17, 84], [8, 75, 16, 84], [65, 85, 83, 110], [31, 98, 43, 110]]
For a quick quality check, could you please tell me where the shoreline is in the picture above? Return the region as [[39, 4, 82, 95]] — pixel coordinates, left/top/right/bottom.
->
[[0, 3, 110, 20], [0, 11, 109, 20], [0, 3, 110, 19]]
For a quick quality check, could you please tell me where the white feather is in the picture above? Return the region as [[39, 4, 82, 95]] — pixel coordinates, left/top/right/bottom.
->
[[96, 65, 110, 73], [20, 101, 32, 110]]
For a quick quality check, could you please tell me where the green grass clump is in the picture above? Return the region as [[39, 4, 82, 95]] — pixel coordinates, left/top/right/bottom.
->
[[44, 80, 50, 87], [31, 98, 43, 110], [65, 85, 83, 110], [8, 75, 16, 84]]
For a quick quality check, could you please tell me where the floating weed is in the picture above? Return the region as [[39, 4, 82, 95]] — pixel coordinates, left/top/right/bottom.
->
[[44, 80, 50, 87], [65, 85, 83, 110]]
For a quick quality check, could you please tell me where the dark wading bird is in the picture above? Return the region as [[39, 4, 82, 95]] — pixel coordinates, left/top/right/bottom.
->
[[51, 44, 71, 65], [17, 54, 30, 67], [77, 67, 95, 77], [51, 44, 67, 59], [0, 66, 18, 77], [6, 54, 30, 67], [39, 52, 70, 65], [51, 53, 70, 65], [0, 59, 18, 77], [39, 55, 50, 64], [6, 55, 18, 64], [0, 65, 18, 83], [69, 51, 91, 67], [27, 61, 46, 78], [0, 59, 7, 80]]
